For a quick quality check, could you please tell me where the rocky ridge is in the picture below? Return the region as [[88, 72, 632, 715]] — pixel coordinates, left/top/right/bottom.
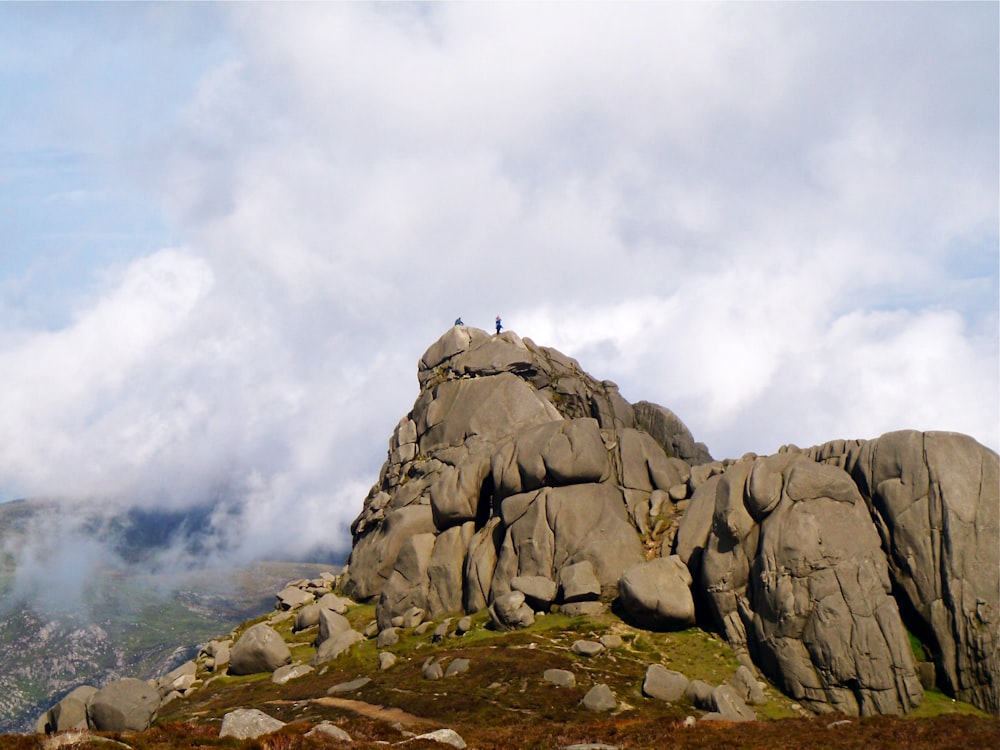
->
[[343, 326, 999, 717], [29, 326, 1000, 743]]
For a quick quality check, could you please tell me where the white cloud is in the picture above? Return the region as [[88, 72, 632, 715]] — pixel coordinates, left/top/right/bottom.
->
[[0, 2, 995, 572]]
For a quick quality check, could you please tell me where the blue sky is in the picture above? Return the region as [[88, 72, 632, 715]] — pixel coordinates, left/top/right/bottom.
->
[[0, 2, 996, 564]]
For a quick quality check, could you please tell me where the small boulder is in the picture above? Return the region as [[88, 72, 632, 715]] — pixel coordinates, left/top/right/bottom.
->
[[543, 669, 576, 688], [712, 684, 755, 721], [582, 684, 617, 712], [511, 575, 559, 609], [412, 728, 467, 749], [377, 627, 400, 648], [617, 556, 695, 629], [729, 665, 766, 706], [643, 664, 689, 703], [684, 679, 715, 710], [229, 623, 292, 675], [276, 586, 314, 610], [445, 658, 471, 677], [572, 640, 605, 657], [490, 590, 535, 630], [294, 603, 322, 632], [219, 708, 285, 739], [379, 652, 397, 670], [313, 628, 365, 665], [272, 664, 314, 685], [306, 722, 352, 742], [327, 676, 371, 694], [560, 561, 601, 602], [88, 678, 160, 732]]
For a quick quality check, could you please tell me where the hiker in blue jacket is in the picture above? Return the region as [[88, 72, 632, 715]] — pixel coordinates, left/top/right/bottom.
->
[[495, 315, 502, 335]]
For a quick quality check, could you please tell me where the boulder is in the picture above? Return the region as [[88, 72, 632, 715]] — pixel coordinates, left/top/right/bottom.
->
[[229, 623, 292, 675], [272, 664, 314, 685], [156, 661, 197, 697], [618, 555, 695, 629], [327, 677, 371, 694], [317, 609, 352, 644], [306, 722, 353, 742], [489, 590, 535, 630], [219, 708, 285, 739], [712, 684, 755, 721], [544, 669, 577, 688], [276, 586, 314, 610], [730, 665, 767, 706], [38, 685, 97, 733], [313, 628, 365, 665], [315, 593, 351, 614], [88, 678, 160, 732], [511, 575, 559, 609], [582, 684, 617, 712], [293, 603, 322, 632], [445, 658, 471, 677], [632, 400, 713, 466], [643, 664, 689, 703], [572, 640, 605, 657], [559, 560, 601, 603]]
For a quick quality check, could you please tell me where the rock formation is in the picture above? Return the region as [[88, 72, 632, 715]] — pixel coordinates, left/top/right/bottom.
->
[[343, 326, 999, 717]]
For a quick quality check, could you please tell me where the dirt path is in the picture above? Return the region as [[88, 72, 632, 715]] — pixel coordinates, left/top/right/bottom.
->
[[309, 696, 427, 726]]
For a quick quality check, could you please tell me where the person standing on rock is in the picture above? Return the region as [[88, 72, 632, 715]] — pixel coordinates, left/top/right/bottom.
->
[[495, 315, 502, 335], [455, 317, 463, 326]]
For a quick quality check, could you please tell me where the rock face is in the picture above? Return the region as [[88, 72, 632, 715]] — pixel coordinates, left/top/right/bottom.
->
[[341, 326, 998, 717], [680, 452, 923, 715], [344, 327, 706, 626], [799, 431, 1000, 714]]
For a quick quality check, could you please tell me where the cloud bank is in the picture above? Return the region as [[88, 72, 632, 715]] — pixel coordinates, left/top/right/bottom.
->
[[0, 3, 996, 569]]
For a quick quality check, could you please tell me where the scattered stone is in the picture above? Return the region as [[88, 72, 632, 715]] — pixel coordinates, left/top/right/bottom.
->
[[456, 616, 473, 635], [317, 610, 353, 643], [364, 620, 379, 637], [681, 716, 697, 728], [313, 629, 365, 665], [712, 684, 755, 721], [276, 586, 314, 610], [729, 664, 766, 706], [412, 728, 467, 748], [572, 640, 605, 657], [433, 619, 453, 641], [402, 607, 426, 628], [423, 659, 444, 680], [271, 664, 313, 685], [642, 664, 689, 703], [306, 722, 352, 741], [543, 669, 576, 688], [327, 677, 371, 694], [684, 679, 714, 710], [219, 708, 285, 739], [315, 593, 351, 613], [444, 658, 470, 677], [379, 652, 397, 671], [582, 684, 617, 712], [511, 575, 559, 609], [377, 627, 400, 648], [156, 661, 197, 697], [415, 622, 433, 635], [490, 590, 535, 630], [294, 603, 322, 632], [598, 634, 623, 649], [918, 662, 937, 691], [229, 623, 292, 676]]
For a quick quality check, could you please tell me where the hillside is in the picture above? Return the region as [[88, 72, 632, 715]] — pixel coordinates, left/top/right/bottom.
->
[[6, 325, 1000, 747]]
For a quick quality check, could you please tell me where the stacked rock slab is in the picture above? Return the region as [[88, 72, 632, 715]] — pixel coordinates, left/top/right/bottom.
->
[[344, 327, 709, 629], [795, 431, 1000, 715], [677, 452, 924, 716]]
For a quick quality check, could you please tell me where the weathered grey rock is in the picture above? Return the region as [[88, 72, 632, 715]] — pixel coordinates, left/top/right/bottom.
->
[[219, 708, 285, 739], [918, 662, 937, 691], [544, 669, 577, 688], [412, 728, 467, 749], [327, 676, 371, 694], [272, 663, 314, 685], [618, 555, 695, 630], [433, 619, 452, 641], [712, 684, 755, 721], [204, 640, 230, 673], [313, 628, 365, 665], [427, 523, 476, 617], [632, 401, 713, 466], [423, 659, 444, 680], [88, 678, 160, 732], [582, 684, 617, 711], [376, 533, 436, 630], [489, 590, 535, 630], [294, 603, 322, 632], [684, 679, 715, 710], [229, 623, 291, 676], [379, 652, 397, 670], [572, 640, 605, 657], [317, 609, 352, 642], [377, 627, 399, 648], [402, 606, 426, 629], [729, 665, 766, 706], [599, 634, 623, 649], [559, 560, 601, 603], [347, 504, 437, 603], [699, 453, 923, 716], [511, 575, 559, 609], [306, 722, 353, 741], [456, 616, 473, 635], [642, 664, 689, 702], [315, 592, 351, 614], [38, 686, 97, 733], [848, 431, 1000, 714], [445, 658, 471, 677], [276, 586, 314, 610], [157, 660, 197, 697]]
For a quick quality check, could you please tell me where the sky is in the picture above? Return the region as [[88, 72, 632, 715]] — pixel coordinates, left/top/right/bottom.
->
[[0, 2, 997, 569]]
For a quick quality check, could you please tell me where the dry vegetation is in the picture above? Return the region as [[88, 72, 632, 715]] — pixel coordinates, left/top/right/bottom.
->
[[5, 605, 997, 750]]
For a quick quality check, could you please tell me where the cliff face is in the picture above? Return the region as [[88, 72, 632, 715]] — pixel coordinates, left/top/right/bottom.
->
[[344, 326, 999, 717]]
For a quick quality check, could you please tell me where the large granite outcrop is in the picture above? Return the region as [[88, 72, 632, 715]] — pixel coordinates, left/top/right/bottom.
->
[[344, 328, 706, 624], [342, 326, 998, 717]]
